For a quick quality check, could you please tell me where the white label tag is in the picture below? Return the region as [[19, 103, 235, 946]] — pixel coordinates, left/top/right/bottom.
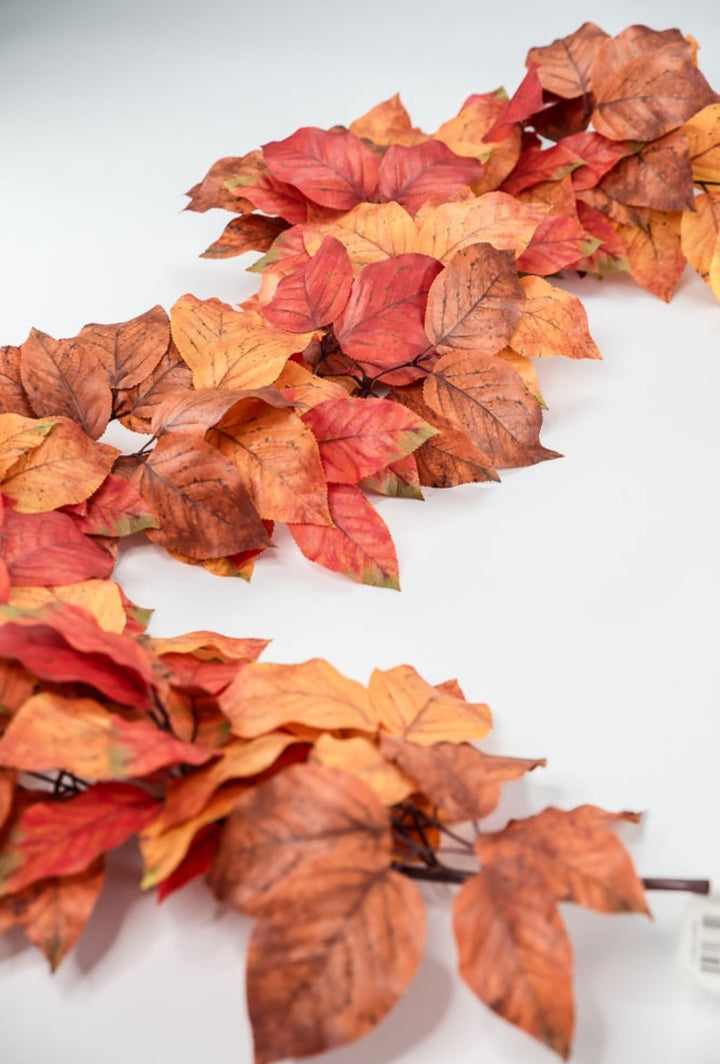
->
[[679, 895, 720, 993]]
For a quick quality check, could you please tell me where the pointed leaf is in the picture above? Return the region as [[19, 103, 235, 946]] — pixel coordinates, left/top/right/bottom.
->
[[600, 130, 694, 211], [311, 734, 413, 805], [69, 473, 158, 537], [526, 21, 609, 98], [115, 340, 192, 434], [8, 579, 127, 634], [304, 202, 418, 270], [415, 194, 547, 262], [684, 103, 720, 184], [263, 127, 380, 210], [611, 208, 685, 301], [202, 214, 289, 259], [0, 414, 55, 479], [262, 236, 353, 332], [20, 329, 112, 439], [681, 190, 720, 297], [369, 664, 492, 745], [516, 214, 600, 275], [349, 93, 422, 146], [0, 346, 33, 417], [0, 506, 114, 586], [74, 306, 169, 390], [376, 140, 484, 215], [511, 277, 601, 360]]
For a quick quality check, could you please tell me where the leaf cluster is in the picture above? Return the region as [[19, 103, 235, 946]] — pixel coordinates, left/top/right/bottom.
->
[[0, 594, 648, 1060]]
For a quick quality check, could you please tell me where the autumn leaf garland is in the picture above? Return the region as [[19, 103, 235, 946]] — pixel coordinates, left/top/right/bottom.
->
[[1, 19, 718, 1064]]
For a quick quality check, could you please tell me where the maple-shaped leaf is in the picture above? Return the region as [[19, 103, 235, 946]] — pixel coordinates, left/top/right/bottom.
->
[[611, 207, 685, 301], [0, 413, 55, 479], [681, 190, 720, 298], [526, 21, 609, 99], [0, 505, 114, 586], [511, 276, 601, 360], [424, 350, 558, 468], [202, 215, 289, 259], [207, 401, 331, 525], [0, 782, 158, 897], [349, 93, 423, 147], [476, 805, 650, 915], [170, 296, 310, 390], [454, 859, 574, 1059], [304, 202, 418, 270], [261, 236, 353, 332], [684, 103, 720, 185], [375, 140, 484, 215], [425, 243, 525, 357], [414, 193, 547, 263], [219, 657, 375, 738], [263, 127, 380, 211], [590, 26, 716, 142], [0, 691, 216, 779], [130, 433, 269, 559], [74, 306, 169, 390], [0, 417, 118, 514], [380, 735, 544, 821], [600, 130, 695, 211], [334, 254, 442, 385], [311, 733, 412, 806], [302, 396, 435, 484], [19, 328, 112, 440], [369, 664, 492, 745], [0, 601, 155, 707], [115, 339, 193, 434], [289, 482, 400, 588], [0, 346, 33, 418], [1, 858, 105, 971]]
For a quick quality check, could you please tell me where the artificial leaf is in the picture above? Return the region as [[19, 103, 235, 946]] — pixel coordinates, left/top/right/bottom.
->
[[74, 306, 169, 390], [434, 90, 506, 157], [349, 93, 422, 146], [149, 386, 292, 438], [302, 396, 435, 484], [681, 190, 720, 297], [511, 276, 601, 360], [360, 451, 424, 499], [516, 214, 600, 275], [8, 579, 127, 634], [263, 127, 380, 210], [68, 473, 158, 537], [303, 202, 418, 270], [334, 254, 442, 385], [262, 237, 353, 332], [369, 664, 492, 745], [488, 66, 545, 139], [424, 243, 525, 357], [414, 193, 547, 262], [20, 329, 112, 440], [311, 734, 413, 806], [683, 102, 720, 184], [0, 782, 158, 897], [0, 768, 15, 830], [202, 215, 289, 259], [611, 208, 685, 301], [218, 657, 376, 738], [288, 482, 400, 589], [130, 433, 269, 559], [475, 805, 650, 915], [0, 506, 115, 586], [207, 402, 331, 525], [424, 350, 558, 467], [454, 860, 574, 1058], [599, 130, 694, 211], [115, 339, 193, 434], [274, 360, 349, 407], [156, 822, 221, 902], [375, 140, 484, 215], [185, 154, 257, 213], [526, 21, 608, 99], [0, 346, 33, 417], [148, 630, 268, 663], [0, 414, 54, 479], [380, 735, 544, 821]]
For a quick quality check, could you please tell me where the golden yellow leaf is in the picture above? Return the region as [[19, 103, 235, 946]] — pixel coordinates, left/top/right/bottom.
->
[[369, 664, 492, 745], [303, 202, 418, 270], [310, 734, 413, 806], [8, 580, 126, 634]]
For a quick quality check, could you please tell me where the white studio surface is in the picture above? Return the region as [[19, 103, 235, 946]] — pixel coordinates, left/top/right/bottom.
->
[[1, 1, 720, 1062]]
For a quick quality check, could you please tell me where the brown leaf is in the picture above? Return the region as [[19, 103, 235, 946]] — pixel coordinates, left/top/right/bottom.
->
[[185, 153, 259, 213], [454, 860, 574, 1058], [0, 346, 33, 417], [115, 339, 192, 434], [600, 130, 694, 211], [526, 22, 609, 99], [149, 386, 293, 438], [75, 306, 169, 390], [202, 215, 289, 259], [20, 329, 112, 439], [475, 805, 650, 915], [130, 433, 269, 560], [369, 664, 492, 745], [380, 735, 544, 821]]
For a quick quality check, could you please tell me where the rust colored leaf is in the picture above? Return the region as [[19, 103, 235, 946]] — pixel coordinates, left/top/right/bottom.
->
[[303, 396, 434, 484], [274, 360, 349, 408], [263, 127, 380, 211], [511, 276, 601, 360], [454, 861, 574, 1059], [516, 214, 600, 275], [0, 768, 15, 830], [74, 306, 169, 390], [219, 657, 375, 738], [415, 193, 547, 262], [424, 350, 558, 468], [69, 473, 158, 538], [425, 243, 525, 357], [288, 482, 400, 589], [185, 154, 258, 213], [5, 858, 105, 971], [375, 140, 484, 215], [526, 21, 609, 98], [246, 857, 424, 1064], [681, 190, 720, 297], [149, 630, 268, 663], [115, 339, 192, 434], [131, 433, 269, 559], [476, 805, 650, 915], [434, 90, 506, 157], [20, 329, 112, 439], [0, 782, 158, 897], [684, 102, 720, 184], [262, 237, 353, 332], [0, 414, 55, 479], [149, 386, 292, 438], [600, 130, 694, 211], [207, 401, 331, 525], [311, 734, 413, 806], [171, 296, 309, 390], [1, 418, 117, 514], [591, 27, 716, 141], [369, 664, 492, 745], [380, 735, 544, 821], [202, 215, 289, 259], [349, 93, 422, 146], [304, 202, 418, 270], [334, 254, 442, 386], [0, 506, 114, 586], [0, 692, 215, 779], [567, 132, 637, 193], [0, 347, 33, 417], [611, 208, 685, 301]]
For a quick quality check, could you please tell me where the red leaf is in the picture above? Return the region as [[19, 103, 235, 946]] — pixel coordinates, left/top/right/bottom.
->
[[487, 66, 544, 140], [263, 128, 380, 211], [157, 822, 221, 902], [0, 503, 115, 586], [376, 141, 484, 215], [262, 237, 353, 332]]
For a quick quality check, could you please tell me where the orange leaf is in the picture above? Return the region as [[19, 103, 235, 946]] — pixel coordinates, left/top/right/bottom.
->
[[148, 630, 268, 663], [0, 767, 15, 830], [0, 782, 158, 897], [369, 664, 492, 745], [681, 190, 720, 297], [8, 579, 127, 634], [202, 215, 289, 259], [475, 805, 650, 915], [311, 734, 413, 806], [0, 346, 33, 418], [414, 193, 547, 262], [218, 658, 376, 738], [149, 386, 293, 438], [349, 93, 423, 146], [424, 243, 525, 357], [304, 202, 418, 270], [131, 433, 269, 559], [611, 208, 685, 301], [684, 102, 720, 184], [454, 860, 574, 1059], [526, 21, 608, 99], [0, 414, 54, 479], [74, 306, 169, 390], [288, 482, 400, 589], [115, 339, 192, 434], [511, 276, 601, 360], [20, 329, 112, 439]]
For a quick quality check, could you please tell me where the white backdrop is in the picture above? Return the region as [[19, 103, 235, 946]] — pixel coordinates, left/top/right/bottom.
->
[[1, 1, 720, 1062]]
